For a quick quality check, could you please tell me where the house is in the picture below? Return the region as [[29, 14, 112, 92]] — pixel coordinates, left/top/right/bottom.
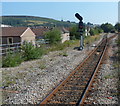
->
[[1, 27, 36, 45], [60, 27, 70, 43], [85, 26, 90, 36], [31, 27, 70, 43], [31, 27, 50, 40]]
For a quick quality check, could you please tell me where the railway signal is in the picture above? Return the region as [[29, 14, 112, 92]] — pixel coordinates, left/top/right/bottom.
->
[[75, 13, 84, 50]]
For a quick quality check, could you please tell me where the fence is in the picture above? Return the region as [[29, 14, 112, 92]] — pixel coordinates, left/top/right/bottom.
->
[[0, 39, 49, 56]]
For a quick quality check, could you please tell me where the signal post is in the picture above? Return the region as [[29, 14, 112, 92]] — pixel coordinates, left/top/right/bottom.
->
[[75, 13, 84, 50]]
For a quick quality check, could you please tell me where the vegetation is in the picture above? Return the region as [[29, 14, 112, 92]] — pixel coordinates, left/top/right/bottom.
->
[[59, 51, 68, 57], [2, 53, 23, 67], [21, 42, 44, 61], [48, 40, 79, 52], [101, 23, 115, 33], [69, 25, 79, 39], [89, 27, 103, 36], [84, 34, 101, 46], [1, 16, 75, 27], [114, 23, 120, 32], [38, 60, 46, 69], [2, 42, 45, 67], [45, 28, 61, 44]]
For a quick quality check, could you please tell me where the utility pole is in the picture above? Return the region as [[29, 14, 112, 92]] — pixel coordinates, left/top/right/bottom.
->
[[75, 13, 84, 50]]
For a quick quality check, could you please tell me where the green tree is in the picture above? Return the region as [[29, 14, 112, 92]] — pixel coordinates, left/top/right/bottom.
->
[[89, 28, 94, 36], [45, 28, 61, 44], [69, 25, 79, 39], [115, 23, 120, 32], [89, 27, 103, 36], [101, 23, 114, 33]]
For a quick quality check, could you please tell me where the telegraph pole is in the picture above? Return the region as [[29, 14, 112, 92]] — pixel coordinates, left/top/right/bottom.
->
[[75, 13, 84, 50]]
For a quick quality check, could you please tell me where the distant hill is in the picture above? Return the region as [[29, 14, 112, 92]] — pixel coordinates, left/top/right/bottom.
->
[[0, 15, 76, 27]]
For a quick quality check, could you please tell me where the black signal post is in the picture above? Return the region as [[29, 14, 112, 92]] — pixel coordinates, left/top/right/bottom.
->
[[75, 13, 84, 50]]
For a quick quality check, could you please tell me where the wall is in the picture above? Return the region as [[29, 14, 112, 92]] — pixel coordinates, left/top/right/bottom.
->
[[61, 33, 70, 43], [21, 28, 36, 45], [2, 36, 21, 44]]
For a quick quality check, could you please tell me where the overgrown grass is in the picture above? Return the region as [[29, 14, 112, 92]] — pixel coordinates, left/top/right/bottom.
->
[[48, 40, 79, 52], [84, 34, 101, 46]]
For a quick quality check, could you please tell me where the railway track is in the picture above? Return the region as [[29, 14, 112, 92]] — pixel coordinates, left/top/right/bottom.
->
[[40, 34, 116, 105]]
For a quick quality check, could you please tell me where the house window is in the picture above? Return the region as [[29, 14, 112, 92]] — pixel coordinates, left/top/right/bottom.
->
[[7, 37, 13, 44]]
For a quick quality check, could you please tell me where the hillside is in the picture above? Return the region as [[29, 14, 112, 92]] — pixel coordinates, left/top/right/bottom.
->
[[0, 15, 76, 27]]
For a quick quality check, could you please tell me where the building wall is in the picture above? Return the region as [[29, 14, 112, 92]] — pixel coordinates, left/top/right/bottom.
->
[[61, 33, 70, 43], [21, 28, 36, 45], [2, 36, 21, 44]]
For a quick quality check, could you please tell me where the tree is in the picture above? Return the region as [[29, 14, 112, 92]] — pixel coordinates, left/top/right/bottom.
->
[[89, 27, 103, 36], [45, 28, 61, 44], [101, 23, 114, 33], [69, 25, 79, 39], [115, 23, 120, 32], [89, 28, 94, 36]]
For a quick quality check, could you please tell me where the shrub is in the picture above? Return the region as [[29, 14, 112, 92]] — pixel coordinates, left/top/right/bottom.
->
[[45, 28, 61, 44], [2, 53, 23, 67], [21, 42, 44, 61]]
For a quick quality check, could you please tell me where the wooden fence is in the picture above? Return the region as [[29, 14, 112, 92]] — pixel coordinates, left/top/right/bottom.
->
[[0, 39, 49, 56]]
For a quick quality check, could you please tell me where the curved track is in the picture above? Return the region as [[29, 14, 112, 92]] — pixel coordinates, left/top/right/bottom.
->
[[40, 34, 116, 105]]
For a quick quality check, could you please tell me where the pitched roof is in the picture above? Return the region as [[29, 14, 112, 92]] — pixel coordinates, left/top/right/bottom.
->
[[31, 27, 50, 36], [58, 27, 70, 33], [1, 27, 28, 37]]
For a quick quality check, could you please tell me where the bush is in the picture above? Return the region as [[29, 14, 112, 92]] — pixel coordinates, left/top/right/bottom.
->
[[45, 28, 61, 44], [21, 42, 44, 61], [2, 53, 23, 67]]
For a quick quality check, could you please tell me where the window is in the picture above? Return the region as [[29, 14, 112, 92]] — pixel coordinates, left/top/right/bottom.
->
[[7, 37, 13, 44]]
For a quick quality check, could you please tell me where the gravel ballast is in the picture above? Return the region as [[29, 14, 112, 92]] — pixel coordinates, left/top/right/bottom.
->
[[1, 33, 117, 104], [85, 35, 119, 104]]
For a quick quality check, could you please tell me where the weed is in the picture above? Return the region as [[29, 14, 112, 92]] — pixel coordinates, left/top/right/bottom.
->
[[104, 75, 113, 79], [21, 42, 44, 61], [2, 53, 23, 67], [38, 60, 46, 69]]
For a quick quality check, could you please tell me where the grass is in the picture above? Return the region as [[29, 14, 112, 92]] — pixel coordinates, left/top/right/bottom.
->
[[104, 75, 114, 79], [59, 51, 68, 57], [48, 40, 79, 52], [84, 34, 101, 46]]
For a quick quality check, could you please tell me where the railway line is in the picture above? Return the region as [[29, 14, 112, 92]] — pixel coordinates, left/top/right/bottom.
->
[[40, 34, 116, 105]]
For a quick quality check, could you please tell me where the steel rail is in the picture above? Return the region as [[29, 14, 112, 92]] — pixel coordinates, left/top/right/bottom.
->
[[40, 38, 103, 104], [77, 38, 107, 105], [40, 34, 116, 105]]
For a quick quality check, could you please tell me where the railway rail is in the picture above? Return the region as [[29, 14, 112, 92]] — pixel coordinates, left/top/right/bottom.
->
[[40, 34, 116, 105]]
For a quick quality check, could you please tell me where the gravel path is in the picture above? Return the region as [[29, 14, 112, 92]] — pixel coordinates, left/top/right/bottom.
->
[[85, 35, 119, 104], [1, 33, 115, 104]]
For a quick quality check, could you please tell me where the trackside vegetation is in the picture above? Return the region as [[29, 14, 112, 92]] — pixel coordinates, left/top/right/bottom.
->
[[44, 28, 61, 44], [3, 22, 119, 68], [2, 33, 102, 68]]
